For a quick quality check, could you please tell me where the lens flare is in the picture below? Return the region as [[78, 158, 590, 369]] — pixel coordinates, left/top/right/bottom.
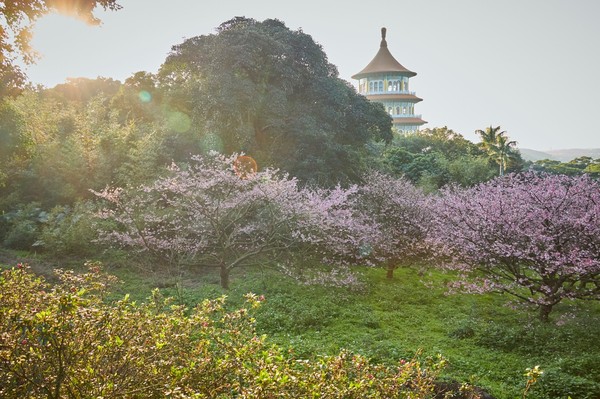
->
[[200, 132, 224, 153], [138, 90, 152, 103], [359, 243, 373, 257], [233, 155, 258, 179], [166, 111, 192, 133]]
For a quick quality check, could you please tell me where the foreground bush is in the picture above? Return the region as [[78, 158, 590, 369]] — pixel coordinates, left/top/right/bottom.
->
[[0, 264, 446, 398]]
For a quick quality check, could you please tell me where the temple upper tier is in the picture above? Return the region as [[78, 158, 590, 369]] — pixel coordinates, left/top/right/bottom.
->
[[352, 27, 426, 133]]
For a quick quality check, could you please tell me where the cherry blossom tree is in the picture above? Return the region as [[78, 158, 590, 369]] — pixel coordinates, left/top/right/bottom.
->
[[428, 172, 600, 321], [354, 171, 430, 279], [93, 153, 370, 288]]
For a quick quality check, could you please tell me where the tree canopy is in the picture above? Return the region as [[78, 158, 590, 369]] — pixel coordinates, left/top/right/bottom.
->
[[382, 127, 496, 190], [93, 153, 373, 288], [428, 172, 600, 321], [532, 156, 600, 178], [354, 170, 430, 279], [475, 125, 522, 176], [159, 17, 393, 186]]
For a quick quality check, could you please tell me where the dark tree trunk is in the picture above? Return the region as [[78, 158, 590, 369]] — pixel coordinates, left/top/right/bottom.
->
[[539, 303, 553, 322], [220, 264, 230, 290], [386, 259, 396, 279]]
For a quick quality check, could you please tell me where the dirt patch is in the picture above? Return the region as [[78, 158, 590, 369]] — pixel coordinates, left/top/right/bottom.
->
[[0, 248, 65, 281], [434, 381, 496, 399]]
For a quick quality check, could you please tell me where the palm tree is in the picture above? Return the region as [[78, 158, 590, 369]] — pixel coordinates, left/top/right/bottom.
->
[[475, 125, 506, 152], [493, 134, 517, 176], [475, 125, 517, 176]]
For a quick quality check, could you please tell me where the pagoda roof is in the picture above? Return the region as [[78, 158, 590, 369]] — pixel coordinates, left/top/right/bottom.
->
[[365, 93, 423, 103], [393, 117, 427, 126], [352, 28, 416, 79]]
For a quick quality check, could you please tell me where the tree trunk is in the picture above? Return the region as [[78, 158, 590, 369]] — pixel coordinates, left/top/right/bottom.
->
[[539, 303, 553, 322], [220, 264, 230, 290], [386, 259, 396, 279]]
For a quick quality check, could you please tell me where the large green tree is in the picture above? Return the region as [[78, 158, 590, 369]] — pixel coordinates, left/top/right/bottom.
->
[[0, 0, 122, 96], [158, 17, 392, 186], [383, 127, 495, 190]]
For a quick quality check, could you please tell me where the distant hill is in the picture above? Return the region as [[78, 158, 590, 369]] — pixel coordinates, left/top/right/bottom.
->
[[520, 148, 600, 162]]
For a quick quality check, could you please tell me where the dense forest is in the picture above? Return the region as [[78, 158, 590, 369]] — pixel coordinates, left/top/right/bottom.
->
[[2, 10, 600, 399]]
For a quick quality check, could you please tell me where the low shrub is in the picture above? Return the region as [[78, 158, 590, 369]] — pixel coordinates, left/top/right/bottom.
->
[[0, 264, 447, 398], [256, 293, 341, 333], [448, 319, 476, 340], [538, 369, 600, 399], [1, 202, 46, 250], [38, 201, 104, 257], [557, 354, 600, 381]]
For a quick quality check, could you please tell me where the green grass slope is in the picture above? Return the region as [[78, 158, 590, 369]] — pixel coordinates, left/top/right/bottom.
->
[[117, 264, 600, 399], [3, 253, 600, 399]]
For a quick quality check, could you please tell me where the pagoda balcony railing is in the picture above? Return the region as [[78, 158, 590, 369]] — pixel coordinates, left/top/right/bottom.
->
[[392, 114, 422, 119], [361, 89, 416, 96]]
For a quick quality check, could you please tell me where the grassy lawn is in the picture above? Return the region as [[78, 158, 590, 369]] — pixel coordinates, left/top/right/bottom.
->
[[2, 251, 600, 398]]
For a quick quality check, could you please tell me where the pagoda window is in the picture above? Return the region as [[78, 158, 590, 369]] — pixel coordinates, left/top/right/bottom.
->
[[367, 80, 385, 93], [396, 106, 400, 115]]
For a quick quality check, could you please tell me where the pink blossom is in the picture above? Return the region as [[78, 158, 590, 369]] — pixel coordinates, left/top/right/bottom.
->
[[428, 172, 600, 320], [93, 153, 369, 289]]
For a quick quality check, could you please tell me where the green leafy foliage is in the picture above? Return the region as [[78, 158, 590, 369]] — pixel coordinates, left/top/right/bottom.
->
[[0, 100, 30, 188], [475, 125, 524, 176], [211, 266, 595, 399], [0, 86, 180, 210], [0, 202, 46, 249], [532, 156, 600, 178], [159, 17, 392, 186], [383, 127, 497, 190], [0, 264, 446, 398], [38, 202, 107, 257]]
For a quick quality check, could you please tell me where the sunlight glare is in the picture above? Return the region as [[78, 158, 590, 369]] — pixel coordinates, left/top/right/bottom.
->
[[138, 90, 152, 103], [48, 0, 101, 25]]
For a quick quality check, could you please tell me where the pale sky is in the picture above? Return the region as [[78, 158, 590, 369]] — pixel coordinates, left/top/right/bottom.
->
[[24, 0, 600, 150]]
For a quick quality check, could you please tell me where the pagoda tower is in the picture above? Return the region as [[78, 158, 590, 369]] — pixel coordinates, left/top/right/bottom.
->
[[352, 27, 426, 133]]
